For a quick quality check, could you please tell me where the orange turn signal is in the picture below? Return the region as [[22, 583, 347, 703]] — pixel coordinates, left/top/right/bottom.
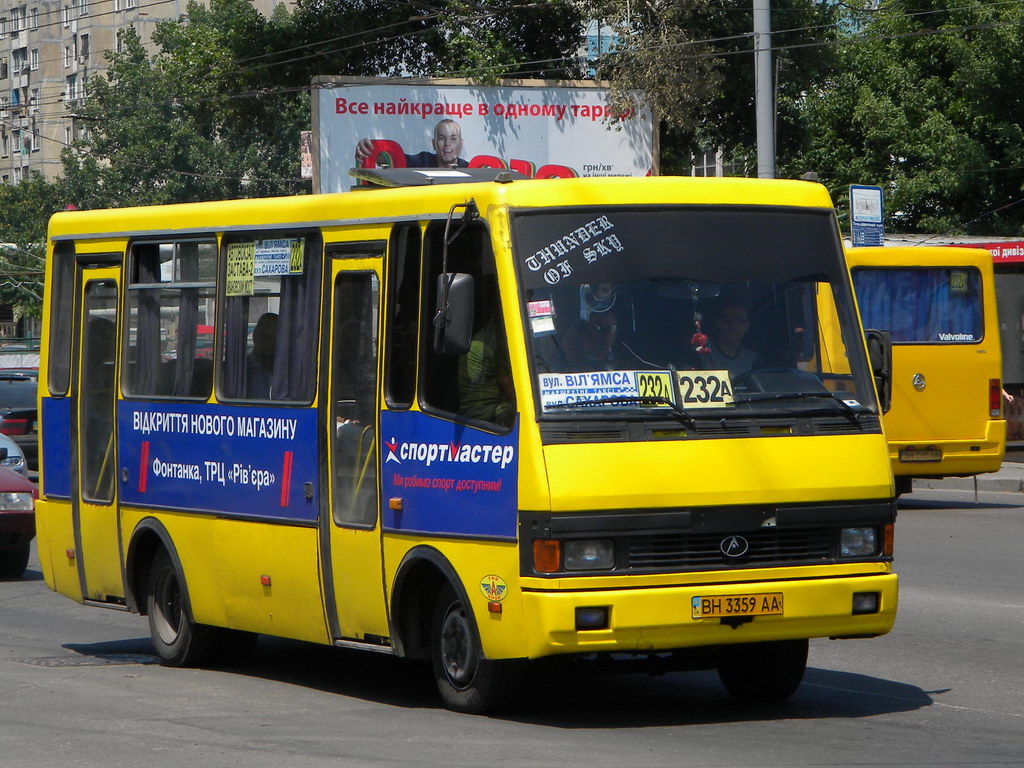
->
[[533, 539, 561, 573], [883, 523, 895, 556]]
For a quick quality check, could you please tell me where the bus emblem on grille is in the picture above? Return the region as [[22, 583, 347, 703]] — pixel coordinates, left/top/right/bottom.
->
[[720, 535, 750, 558]]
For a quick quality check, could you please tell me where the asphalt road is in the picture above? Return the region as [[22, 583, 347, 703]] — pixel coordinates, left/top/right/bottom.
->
[[2, 488, 1022, 767]]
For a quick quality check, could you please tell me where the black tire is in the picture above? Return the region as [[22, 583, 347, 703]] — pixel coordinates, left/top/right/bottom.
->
[[146, 548, 219, 667], [717, 639, 809, 702], [0, 543, 30, 579], [430, 584, 521, 714]]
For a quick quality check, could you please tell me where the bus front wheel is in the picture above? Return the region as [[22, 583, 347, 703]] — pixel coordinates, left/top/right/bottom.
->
[[146, 548, 218, 667], [430, 584, 520, 714], [717, 639, 808, 702]]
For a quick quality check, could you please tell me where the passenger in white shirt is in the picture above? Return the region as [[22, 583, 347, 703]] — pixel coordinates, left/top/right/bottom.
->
[[703, 302, 759, 378]]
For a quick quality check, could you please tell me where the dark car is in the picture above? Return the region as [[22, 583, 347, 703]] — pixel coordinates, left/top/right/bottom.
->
[[0, 465, 36, 578], [0, 370, 38, 472]]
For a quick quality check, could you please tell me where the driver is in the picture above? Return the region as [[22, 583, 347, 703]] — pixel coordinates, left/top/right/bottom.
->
[[701, 301, 760, 378]]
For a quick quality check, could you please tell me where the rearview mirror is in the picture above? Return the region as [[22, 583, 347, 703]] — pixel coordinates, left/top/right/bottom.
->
[[864, 329, 892, 413], [433, 273, 475, 356]]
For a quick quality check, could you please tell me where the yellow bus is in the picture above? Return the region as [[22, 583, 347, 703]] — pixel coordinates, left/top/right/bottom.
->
[[848, 246, 1005, 495], [37, 170, 898, 713]]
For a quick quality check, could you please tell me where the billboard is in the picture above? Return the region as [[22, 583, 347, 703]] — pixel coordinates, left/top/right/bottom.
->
[[311, 77, 656, 193]]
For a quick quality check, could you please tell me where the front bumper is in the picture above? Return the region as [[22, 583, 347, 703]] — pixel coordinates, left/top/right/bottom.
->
[[520, 572, 897, 659]]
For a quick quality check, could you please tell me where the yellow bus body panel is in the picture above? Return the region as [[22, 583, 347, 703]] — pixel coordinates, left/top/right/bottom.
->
[[848, 246, 1005, 479], [544, 434, 892, 510], [35, 498, 81, 601], [118, 510, 329, 643], [383, 535, 528, 660]]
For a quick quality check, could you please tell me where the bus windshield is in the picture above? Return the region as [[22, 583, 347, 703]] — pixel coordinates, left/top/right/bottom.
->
[[510, 206, 878, 421]]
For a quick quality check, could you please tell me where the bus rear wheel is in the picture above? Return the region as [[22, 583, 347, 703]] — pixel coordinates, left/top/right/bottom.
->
[[146, 548, 219, 667], [430, 584, 520, 714], [717, 639, 808, 702]]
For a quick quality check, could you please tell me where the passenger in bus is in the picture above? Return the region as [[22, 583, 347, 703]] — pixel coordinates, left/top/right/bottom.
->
[[355, 119, 469, 169], [699, 301, 761, 378], [564, 310, 621, 370], [458, 303, 515, 427], [246, 312, 277, 398]]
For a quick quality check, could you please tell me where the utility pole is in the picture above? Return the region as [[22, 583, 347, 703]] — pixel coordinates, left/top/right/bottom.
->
[[754, 0, 775, 178]]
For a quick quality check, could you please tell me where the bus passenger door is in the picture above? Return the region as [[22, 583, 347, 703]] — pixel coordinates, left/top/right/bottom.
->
[[71, 266, 125, 603], [322, 264, 390, 645]]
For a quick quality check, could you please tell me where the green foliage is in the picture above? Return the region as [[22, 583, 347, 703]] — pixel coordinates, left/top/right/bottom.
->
[[56, 0, 585, 207], [579, 0, 841, 171], [0, 174, 66, 315], [63, 1, 309, 206], [788, 0, 1024, 234]]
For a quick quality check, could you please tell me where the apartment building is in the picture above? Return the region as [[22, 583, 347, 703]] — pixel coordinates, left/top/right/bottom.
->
[[0, 0, 288, 184]]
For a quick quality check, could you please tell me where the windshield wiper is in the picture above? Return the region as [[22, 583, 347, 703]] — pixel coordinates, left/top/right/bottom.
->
[[546, 396, 695, 428], [739, 391, 866, 424]]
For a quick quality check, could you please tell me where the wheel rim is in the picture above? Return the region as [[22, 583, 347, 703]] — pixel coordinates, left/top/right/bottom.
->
[[152, 565, 183, 645], [439, 601, 477, 689]]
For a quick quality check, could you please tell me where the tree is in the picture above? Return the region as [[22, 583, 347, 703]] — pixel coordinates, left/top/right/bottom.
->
[[63, 0, 309, 206], [0, 174, 66, 316], [61, 0, 586, 207], [789, 0, 1024, 234], [576, 0, 841, 175]]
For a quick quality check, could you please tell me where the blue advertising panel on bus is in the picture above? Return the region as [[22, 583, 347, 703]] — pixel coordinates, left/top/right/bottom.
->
[[40, 397, 72, 499], [380, 410, 518, 540], [118, 401, 319, 522]]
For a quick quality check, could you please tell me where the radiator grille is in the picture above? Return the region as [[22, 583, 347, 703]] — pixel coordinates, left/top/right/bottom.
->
[[626, 527, 832, 570]]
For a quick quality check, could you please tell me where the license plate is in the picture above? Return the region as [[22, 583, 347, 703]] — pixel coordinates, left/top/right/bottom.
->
[[899, 448, 942, 463], [691, 592, 784, 619]]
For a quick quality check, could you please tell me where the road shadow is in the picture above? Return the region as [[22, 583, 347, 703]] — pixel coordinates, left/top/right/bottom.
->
[[899, 496, 1019, 511], [1, 566, 45, 582], [58, 633, 934, 726], [63, 634, 934, 725]]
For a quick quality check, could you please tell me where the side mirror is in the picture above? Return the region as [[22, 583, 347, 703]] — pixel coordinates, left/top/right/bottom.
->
[[864, 329, 892, 414], [433, 273, 475, 356]]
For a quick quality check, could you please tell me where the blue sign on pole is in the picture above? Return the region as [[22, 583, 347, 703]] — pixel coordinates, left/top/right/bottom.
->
[[850, 185, 884, 247]]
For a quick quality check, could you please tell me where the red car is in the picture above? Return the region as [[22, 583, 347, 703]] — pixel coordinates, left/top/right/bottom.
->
[[0, 466, 36, 578]]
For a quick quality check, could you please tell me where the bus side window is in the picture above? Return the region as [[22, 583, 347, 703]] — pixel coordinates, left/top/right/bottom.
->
[[421, 221, 515, 429], [124, 240, 217, 399], [47, 241, 75, 396], [332, 273, 379, 527], [218, 232, 322, 402], [385, 223, 421, 408]]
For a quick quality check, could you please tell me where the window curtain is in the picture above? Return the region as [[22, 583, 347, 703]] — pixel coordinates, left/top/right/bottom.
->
[[271, 239, 321, 400], [172, 244, 198, 397], [853, 269, 982, 342], [133, 245, 161, 394]]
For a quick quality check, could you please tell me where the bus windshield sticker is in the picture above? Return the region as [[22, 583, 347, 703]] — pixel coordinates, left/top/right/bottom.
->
[[522, 215, 624, 287], [949, 270, 968, 294], [288, 238, 305, 274], [675, 370, 735, 408], [527, 299, 555, 336], [253, 238, 303, 277], [538, 370, 674, 410], [226, 242, 256, 296]]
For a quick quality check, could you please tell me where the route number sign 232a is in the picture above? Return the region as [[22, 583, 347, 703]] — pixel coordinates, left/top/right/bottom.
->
[[635, 370, 735, 408]]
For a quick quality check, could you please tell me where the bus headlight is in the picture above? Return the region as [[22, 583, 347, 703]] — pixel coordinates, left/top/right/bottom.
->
[[840, 527, 878, 557], [563, 539, 615, 571]]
